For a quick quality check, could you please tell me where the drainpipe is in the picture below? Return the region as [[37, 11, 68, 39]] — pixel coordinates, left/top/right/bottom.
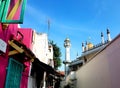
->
[[43, 72, 46, 88]]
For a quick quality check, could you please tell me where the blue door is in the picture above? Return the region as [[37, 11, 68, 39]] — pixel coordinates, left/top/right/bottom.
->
[[5, 58, 23, 88]]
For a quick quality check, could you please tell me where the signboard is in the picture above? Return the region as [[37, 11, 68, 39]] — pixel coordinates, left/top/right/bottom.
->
[[0, 39, 7, 53]]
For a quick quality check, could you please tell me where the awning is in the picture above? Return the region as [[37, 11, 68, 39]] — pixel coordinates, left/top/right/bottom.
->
[[8, 39, 36, 62], [33, 58, 60, 76], [8, 37, 61, 76]]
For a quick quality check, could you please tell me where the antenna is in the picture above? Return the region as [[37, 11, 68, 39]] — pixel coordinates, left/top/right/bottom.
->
[[48, 19, 50, 38]]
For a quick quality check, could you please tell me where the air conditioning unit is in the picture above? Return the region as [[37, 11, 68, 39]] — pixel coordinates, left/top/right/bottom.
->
[[0, 39, 7, 53]]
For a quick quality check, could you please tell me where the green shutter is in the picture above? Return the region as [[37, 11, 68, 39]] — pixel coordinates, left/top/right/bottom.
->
[[0, 0, 27, 24], [0, 0, 6, 21], [5, 58, 23, 88]]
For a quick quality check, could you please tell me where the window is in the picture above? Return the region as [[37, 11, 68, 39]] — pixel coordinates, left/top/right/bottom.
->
[[5, 58, 23, 88], [0, 0, 27, 24]]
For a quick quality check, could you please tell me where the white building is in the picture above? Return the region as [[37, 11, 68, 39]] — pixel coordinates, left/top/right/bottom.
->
[[32, 31, 50, 64], [28, 31, 54, 88]]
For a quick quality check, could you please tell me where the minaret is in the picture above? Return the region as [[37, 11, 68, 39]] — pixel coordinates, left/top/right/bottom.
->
[[85, 41, 88, 51], [107, 29, 111, 42], [82, 42, 85, 52], [63, 37, 71, 79], [101, 32, 105, 44]]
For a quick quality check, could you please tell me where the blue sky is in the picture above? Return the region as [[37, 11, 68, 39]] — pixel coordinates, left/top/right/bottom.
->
[[21, 0, 120, 70]]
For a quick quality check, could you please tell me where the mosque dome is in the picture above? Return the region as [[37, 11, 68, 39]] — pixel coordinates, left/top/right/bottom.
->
[[88, 42, 94, 49]]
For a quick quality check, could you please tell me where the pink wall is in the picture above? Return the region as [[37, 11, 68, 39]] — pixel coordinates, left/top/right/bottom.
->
[[74, 34, 120, 88], [0, 25, 33, 88], [0, 23, 18, 88], [18, 28, 33, 48], [0, 0, 31, 87], [0, 23, 34, 88], [18, 28, 33, 88]]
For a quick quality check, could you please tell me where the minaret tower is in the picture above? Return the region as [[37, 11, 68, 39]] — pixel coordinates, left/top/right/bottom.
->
[[82, 42, 85, 52], [107, 29, 111, 42], [101, 32, 105, 44], [63, 37, 71, 79]]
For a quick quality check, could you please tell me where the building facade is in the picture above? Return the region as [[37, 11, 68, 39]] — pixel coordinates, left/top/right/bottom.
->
[[65, 30, 120, 88]]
